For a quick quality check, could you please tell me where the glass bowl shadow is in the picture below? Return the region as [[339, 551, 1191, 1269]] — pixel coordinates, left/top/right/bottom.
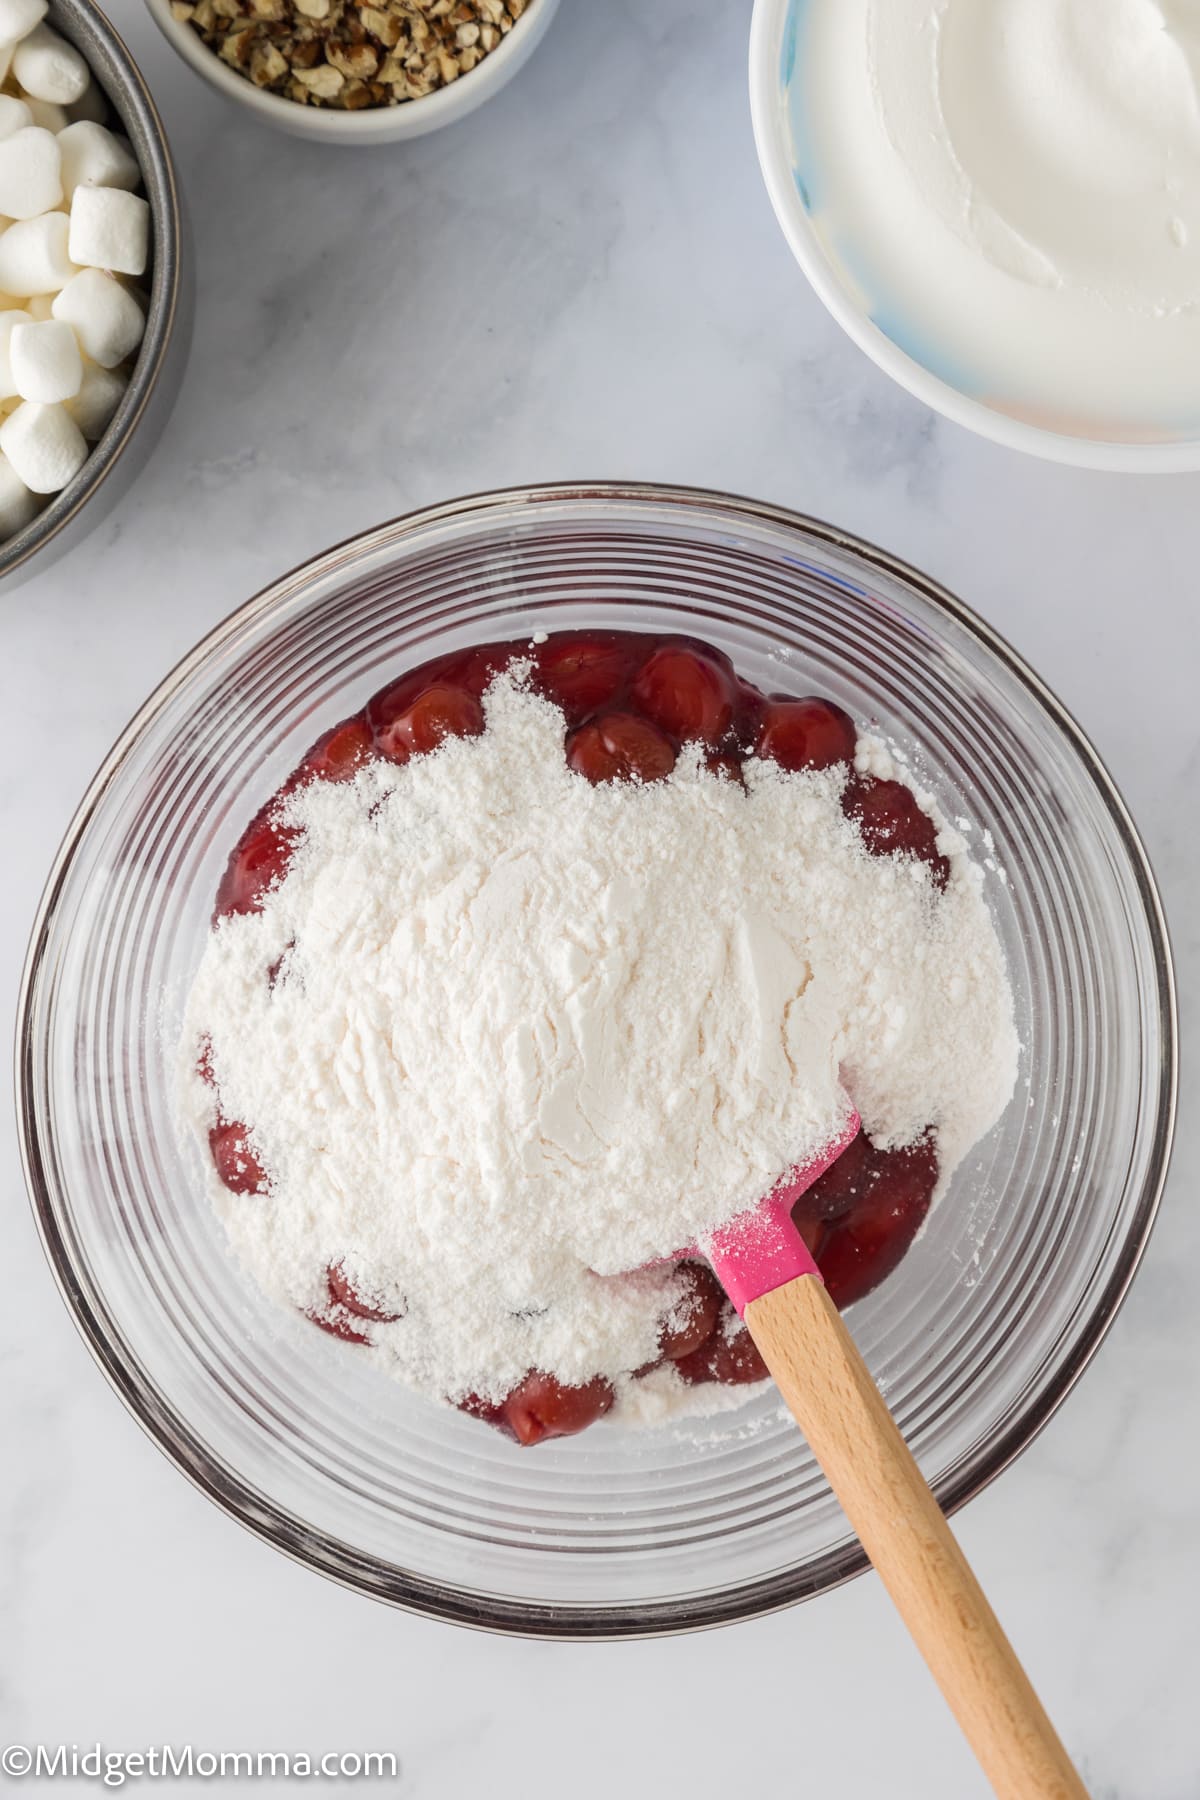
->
[[16, 482, 1176, 1637]]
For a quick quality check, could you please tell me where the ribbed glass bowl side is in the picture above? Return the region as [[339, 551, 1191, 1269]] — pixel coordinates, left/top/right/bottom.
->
[[17, 485, 1175, 1637]]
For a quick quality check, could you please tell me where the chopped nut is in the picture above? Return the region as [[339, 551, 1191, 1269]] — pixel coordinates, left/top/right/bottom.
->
[[327, 38, 379, 77], [293, 60, 345, 95], [403, 66, 435, 98], [218, 23, 257, 65], [249, 39, 289, 83], [360, 5, 401, 46]]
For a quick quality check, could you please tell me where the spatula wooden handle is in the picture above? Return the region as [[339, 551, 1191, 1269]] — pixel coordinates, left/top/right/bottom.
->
[[745, 1275, 1088, 1800]]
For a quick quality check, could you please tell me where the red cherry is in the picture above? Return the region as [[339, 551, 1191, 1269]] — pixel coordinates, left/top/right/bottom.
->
[[374, 684, 485, 764], [797, 1132, 939, 1309], [658, 1262, 723, 1362], [732, 680, 766, 747], [457, 1390, 508, 1430], [299, 716, 375, 784], [532, 633, 633, 724], [208, 1120, 268, 1195], [842, 774, 950, 892], [434, 642, 512, 699], [501, 1370, 614, 1445], [266, 940, 294, 991], [304, 1304, 373, 1346], [366, 643, 511, 742], [702, 749, 745, 785], [367, 669, 435, 743], [566, 712, 677, 785], [756, 696, 857, 772], [326, 1260, 405, 1323], [674, 1315, 769, 1386], [214, 809, 299, 920], [792, 1128, 875, 1226], [630, 645, 735, 745]]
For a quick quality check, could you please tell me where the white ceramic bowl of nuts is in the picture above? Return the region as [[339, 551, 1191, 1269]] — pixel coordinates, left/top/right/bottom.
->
[[145, 0, 560, 143]]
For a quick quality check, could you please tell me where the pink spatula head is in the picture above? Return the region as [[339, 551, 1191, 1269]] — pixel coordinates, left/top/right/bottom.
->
[[697, 1109, 859, 1315], [692, 1107, 1087, 1800]]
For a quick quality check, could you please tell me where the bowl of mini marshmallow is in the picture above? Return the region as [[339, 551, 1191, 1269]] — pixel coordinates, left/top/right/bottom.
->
[[0, 0, 185, 585]]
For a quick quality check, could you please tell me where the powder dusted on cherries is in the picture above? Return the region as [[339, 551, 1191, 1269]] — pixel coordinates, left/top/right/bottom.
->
[[183, 629, 1018, 1445]]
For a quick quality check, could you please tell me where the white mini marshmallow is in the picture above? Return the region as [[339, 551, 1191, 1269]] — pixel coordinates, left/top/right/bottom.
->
[[11, 315, 81, 401], [0, 397, 86, 491], [0, 447, 39, 535], [68, 184, 147, 276], [51, 266, 141, 366], [65, 355, 123, 439], [0, 0, 47, 40], [0, 42, 13, 87], [67, 77, 106, 125], [0, 95, 33, 140], [24, 94, 67, 132], [13, 22, 90, 104], [57, 120, 138, 200], [0, 212, 74, 297], [0, 211, 75, 294], [0, 127, 62, 219], [0, 305, 31, 398], [26, 291, 51, 318]]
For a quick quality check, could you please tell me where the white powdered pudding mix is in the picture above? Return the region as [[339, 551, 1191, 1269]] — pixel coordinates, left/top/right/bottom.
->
[[182, 671, 1017, 1421]]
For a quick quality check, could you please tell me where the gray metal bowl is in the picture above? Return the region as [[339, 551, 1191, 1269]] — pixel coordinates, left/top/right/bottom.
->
[[0, 0, 189, 587]]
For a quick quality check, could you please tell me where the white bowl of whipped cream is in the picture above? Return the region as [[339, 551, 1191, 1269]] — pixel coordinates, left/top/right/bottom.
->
[[750, 0, 1200, 471]]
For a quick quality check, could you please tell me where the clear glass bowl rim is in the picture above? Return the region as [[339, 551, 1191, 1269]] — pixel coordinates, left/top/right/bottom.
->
[[15, 480, 1179, 1638]]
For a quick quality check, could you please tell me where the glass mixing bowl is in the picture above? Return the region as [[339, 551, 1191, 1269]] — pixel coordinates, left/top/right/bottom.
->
[[17, 483, 1176, 1637]]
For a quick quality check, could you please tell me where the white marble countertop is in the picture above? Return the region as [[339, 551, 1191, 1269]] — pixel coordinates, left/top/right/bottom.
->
[[1, 3, 1196, 1794]]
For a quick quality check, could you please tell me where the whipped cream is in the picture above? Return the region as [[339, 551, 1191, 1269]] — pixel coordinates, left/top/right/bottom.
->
[[793, 0, 1200, 432]]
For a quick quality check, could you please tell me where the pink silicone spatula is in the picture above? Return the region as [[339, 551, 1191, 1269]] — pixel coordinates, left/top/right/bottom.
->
[[701, 1114, 1088, 1800]]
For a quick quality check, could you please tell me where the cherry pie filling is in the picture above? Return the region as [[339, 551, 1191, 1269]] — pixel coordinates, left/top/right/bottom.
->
[[206, 629, 946, 1446]]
